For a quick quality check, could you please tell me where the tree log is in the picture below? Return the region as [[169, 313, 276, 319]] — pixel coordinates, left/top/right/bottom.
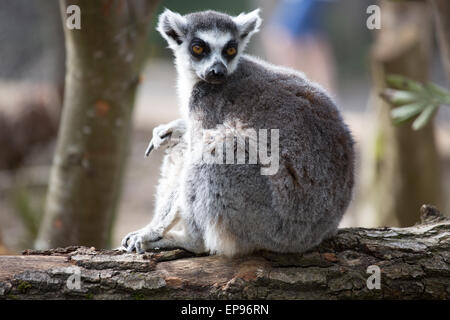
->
[[1, 205, 449, 300]]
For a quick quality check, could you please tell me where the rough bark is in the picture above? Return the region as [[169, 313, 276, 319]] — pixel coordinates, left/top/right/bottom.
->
[[359, 1, 444, 227], [1, 205, 449, 300], [36, 0, 159, 249]]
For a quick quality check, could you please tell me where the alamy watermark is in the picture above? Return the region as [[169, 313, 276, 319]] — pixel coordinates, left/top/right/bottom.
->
[[366, 5, 381, 30], [199, 127, 280, 176], [366, 265, 381, 290], [66, 5, 81, 30], [66, 266, 81, 291]]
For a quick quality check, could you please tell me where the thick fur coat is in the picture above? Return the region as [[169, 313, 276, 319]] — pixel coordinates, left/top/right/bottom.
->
[[181, 55, 355, 254], [122, 9, 354, 256]]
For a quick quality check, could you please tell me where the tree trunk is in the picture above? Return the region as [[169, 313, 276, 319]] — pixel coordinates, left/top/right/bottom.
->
[[430, 0, 450, 83], [36, 0, 159, 249], [359, 0, 444, 227], [1, 205, 448, 299]]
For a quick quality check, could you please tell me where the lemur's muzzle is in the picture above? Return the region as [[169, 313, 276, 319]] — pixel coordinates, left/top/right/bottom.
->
[[205, 62, 227, 84]]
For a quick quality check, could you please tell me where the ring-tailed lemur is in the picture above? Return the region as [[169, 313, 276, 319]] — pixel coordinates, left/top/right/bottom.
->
[[121, 9, 354, 256]]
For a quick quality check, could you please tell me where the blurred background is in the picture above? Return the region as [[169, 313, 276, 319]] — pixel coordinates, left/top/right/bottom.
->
[[0, 0, 449, 254]]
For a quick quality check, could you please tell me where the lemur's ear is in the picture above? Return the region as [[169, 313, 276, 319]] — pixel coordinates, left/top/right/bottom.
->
[[233, 9, 262, 40], [157, 9, 187, 49]]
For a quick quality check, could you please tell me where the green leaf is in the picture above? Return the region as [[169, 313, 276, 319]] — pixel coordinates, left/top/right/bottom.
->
[[385, 74, 450, 130], [386, 75, 424, 92], [384, 89, 418, 106], [391, 103, 425, 124], [424, 82, 450, 105], [412, 105, 437, 130]]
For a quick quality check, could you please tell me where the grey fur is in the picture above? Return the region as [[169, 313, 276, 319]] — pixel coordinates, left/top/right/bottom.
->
[[122, 9, 354, 256]]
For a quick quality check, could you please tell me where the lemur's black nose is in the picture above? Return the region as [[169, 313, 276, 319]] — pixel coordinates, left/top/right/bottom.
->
[[206, 62, 227, 83]]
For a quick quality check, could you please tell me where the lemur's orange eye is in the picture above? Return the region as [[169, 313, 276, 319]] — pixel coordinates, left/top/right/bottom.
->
[[226, 47, 237, 56], [192, 45, 204, 55]]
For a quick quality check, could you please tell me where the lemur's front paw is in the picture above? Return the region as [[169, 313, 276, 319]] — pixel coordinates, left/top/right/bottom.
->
[[121, 227, 162, 254], [145, 119, 186, 156]]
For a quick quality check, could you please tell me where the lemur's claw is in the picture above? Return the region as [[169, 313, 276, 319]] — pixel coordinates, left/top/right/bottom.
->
[[144, 131, 172, 157], [145, 142, 154, 157], [121, 233, 131, 248]]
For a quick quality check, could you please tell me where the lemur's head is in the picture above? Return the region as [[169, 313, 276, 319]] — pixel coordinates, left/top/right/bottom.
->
[[157, 9, 262, 84]]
